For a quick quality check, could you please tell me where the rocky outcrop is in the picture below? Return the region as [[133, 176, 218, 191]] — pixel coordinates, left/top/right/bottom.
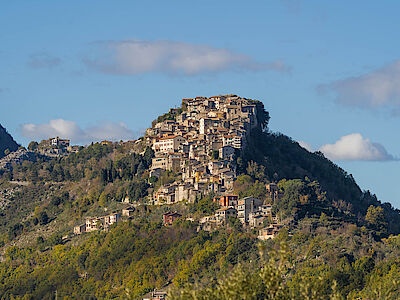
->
[[0, 148, 37, 171]]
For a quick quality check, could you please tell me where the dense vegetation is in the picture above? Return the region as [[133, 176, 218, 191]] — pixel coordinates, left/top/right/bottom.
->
[[2, 200, 400, 299], [0, 142, 155, 247], [0, 213, 257, 299], [239, 127, 400, 234], [171, 222, 400, 299]]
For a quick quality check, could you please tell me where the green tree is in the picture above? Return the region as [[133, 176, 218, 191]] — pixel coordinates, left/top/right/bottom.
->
[[28, 141, 39, 151], [38, 211, 49, 225], [365, 205, 387, 234]]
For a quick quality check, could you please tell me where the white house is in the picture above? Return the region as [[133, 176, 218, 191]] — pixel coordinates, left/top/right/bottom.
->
[[152, 135, 186, 153]]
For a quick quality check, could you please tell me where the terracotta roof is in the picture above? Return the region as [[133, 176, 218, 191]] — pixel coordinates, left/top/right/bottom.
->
[[216, 206, 236, 212], [163, 212, 182, 217], [158, 135, 182, 140]]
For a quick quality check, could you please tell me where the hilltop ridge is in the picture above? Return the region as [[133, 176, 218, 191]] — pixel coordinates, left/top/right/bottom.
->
[[0, 124, 19, 159]]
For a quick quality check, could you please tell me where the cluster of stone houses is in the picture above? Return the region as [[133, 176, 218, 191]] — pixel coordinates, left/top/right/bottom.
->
[[38, 136, 80, 157], [198, 185, 284, 240], [73, 208, 134, 234], [147, 95, 260, 205]]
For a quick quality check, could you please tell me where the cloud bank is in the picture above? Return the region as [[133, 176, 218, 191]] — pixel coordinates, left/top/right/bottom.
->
[[27, 53, 62, 69], [21, 119, 136, 144], [319, 133, 395, 161], [320, 60, 400, 111], [83, 40, 291, 75]]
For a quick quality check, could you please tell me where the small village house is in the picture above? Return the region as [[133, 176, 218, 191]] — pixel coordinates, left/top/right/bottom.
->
[[213, 194, 238, 207], [236, 197, 264, 224], [122, 208, 135, 217], [163, 212, 182, 226], [142, 289, 167, 300], [258, 224, 284, 240], [73, 224, 86, 235], [215, 207, 237, 223]]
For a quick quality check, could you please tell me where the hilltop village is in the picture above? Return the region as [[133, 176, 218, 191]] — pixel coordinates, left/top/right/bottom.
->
[[0, 136, 81, 172], [147, 94, 259, 203], [70, 95, 283, 240], [145, 95, 282, 239]]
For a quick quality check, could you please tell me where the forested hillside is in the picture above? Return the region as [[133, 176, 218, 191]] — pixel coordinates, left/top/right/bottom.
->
[[240, 128, 400, 234]]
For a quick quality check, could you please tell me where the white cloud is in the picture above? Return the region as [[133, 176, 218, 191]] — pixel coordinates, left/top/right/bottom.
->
[[319, 133, 396, 161], [320, 60, 400, 111], [27, 53, 62, 69], [83, 40, 291, 75], [298, 141, 313, 152], [20, 119, 136, 144], [85, 122, 135, 142]]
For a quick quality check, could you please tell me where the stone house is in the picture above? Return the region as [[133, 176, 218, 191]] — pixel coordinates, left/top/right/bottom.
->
[[122, 208, 135, 217], [142, 289, 167, 300], [213, 194, 238, 207], [175, 183, 199, 203], [152, 135, 186, 153], [73, 224, 86, 234], [163, 212, 182, 226], [258, 224, 284, 240], [85, 217, 102, 232], [104, 213, 120, 226], [151, 154, 181, 172], [215, 207, 237, 223], [236, 197, 264, 224], [222, 134, 243, 149]]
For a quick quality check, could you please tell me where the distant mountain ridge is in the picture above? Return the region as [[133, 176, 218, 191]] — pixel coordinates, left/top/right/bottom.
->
[[0, 124, 19, 159]]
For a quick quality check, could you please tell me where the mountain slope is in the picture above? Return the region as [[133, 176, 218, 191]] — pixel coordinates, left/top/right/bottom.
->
[[0, 124, 19, 159], [240, 127, 400, 233]]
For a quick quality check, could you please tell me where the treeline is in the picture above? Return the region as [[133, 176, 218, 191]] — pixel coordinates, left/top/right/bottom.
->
[[1, 143, 115, 182], [1, 142, 154, 183], [100, 147, 153, 184]]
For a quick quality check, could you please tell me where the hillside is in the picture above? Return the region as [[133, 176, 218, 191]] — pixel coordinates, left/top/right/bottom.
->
[[240, 128, 400, 234], [0, 125, 19, 159], [0, 95, 399, 299]]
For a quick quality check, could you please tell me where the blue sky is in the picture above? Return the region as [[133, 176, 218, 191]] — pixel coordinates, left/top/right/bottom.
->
[[1, 1, 400, 207]]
